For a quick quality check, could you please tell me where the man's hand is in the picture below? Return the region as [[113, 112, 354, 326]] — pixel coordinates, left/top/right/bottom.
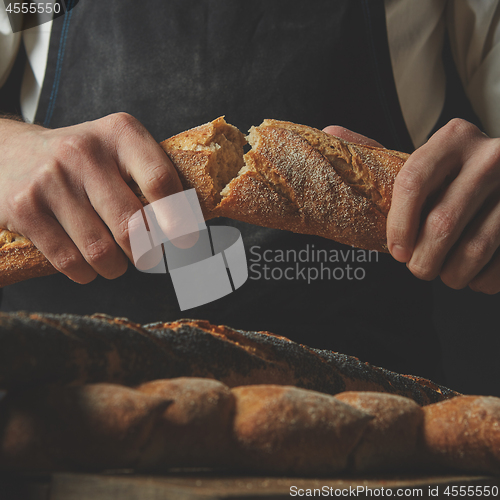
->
[[387, 119, 500, 294], [0, 112, 182, 284], [324, 120, 500, 294]]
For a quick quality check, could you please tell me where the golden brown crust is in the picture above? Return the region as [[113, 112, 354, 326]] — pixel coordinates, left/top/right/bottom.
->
[[217, 123, 390, 251], [134, 377, 236, 469], [335, 391, 423, 473], [261, 120, 408, 216], [421, 395, 500, 475], [230, 384, 371, 475], [0, 230, 57, 287], [160, 116, 246, 216], [0, 383, 171, 471]]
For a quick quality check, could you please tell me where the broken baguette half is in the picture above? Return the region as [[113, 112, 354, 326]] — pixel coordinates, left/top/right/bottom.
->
[[0, 117, 408, 287], [212, 119, 408, 252]]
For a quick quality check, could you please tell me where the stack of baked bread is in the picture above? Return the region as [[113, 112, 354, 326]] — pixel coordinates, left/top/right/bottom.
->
[[0, 312, 499, 476], [0, 117, 408, 287]]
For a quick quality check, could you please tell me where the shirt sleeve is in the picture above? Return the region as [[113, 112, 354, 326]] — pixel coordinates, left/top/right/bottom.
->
[[447, 0, 500, 137], [0, 3, 21, 89], [385, 0, 448, 148]]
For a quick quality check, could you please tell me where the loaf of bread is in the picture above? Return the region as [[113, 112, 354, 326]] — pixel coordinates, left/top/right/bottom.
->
[[0, 378, 498, 477], [211, 120, 407, 252], [0, 382, 171, 471], [0, 312, 458, 405], [0, 117, 408, 287], [230, 384, 371, 475], [135, 377, 236, 470], [335, 391, 424, 473], [421, 395, 500, 475]]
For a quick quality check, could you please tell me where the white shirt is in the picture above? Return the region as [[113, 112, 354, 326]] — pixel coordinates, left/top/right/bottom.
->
[[1, 0, 500, 147]]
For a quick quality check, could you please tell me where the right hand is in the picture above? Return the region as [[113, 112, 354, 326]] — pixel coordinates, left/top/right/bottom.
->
[[0, 112, 182, 284]]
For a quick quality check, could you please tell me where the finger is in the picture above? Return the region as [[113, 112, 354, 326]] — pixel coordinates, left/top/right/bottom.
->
[[84, 169, 146, 262], [439, 194, 500, 289], [24, 213, 99, 284], [99, 113, 197, 247], [102, 113, 183, 202], [469, 249, 500, 294], [42, 161, 129, 280], [406, 158, 499, 280], [386, 136, 465, 263], [51, 188, 129, 280], [323, 126, 384, 148]]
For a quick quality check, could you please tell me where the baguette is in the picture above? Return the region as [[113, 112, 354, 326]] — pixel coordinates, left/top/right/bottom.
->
[[230, 384, 371, 475], [0, 382, 171, 472], [212, 120, 407, 252], [0, 117, 408, 287], [335, 391, 423, 473], [0, 312, 458, 405], [1, 379, 498, 477], [421, 395, 500, 475]]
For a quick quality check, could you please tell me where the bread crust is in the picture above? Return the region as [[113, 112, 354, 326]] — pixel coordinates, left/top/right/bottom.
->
[[231, 384, 371, 475], [216, 122, 391, 251], [421, 395, 500, 475], [160, 116, 246, 215], [0, 230, 57, 287], [335, 391, 423, 473]]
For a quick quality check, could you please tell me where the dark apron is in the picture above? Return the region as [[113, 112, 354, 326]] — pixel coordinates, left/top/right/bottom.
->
[[1, 0, 444, 382]]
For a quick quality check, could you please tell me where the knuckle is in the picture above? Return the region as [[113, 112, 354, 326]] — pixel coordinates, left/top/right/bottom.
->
[[394, 166, 425, 195], [439, 271, 467, 291], [53, 133, 92, 161], [9, 185, 38, 220], [52, 250, 85, 275], [34, 160, 66, 186], [477, 139, 500, 180], [108, 257, 129, 280], [107, 112, 141, 135], [142, 165, 174, 199], [114, 212, 135, 248], [462, 236, 493, 266], [425, 209, 457, 241], [442, 118, 478, 140], [83, 237, 117, 266], [469, 278, 500, 295]]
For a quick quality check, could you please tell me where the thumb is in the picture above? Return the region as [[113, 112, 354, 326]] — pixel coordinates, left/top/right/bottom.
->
[[323, 125, 384, 148]]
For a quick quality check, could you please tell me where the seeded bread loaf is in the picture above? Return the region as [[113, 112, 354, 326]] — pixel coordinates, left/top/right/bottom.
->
[[0, 117, 408, 287], [0, 311, 458, 405]]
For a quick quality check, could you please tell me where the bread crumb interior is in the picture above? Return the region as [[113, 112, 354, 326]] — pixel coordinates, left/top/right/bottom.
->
[[207, 128, 246, 203]]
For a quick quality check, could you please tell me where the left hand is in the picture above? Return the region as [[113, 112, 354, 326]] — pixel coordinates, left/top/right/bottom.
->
[[387, 119, 500, 294], [324, 119, 500, 294]]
